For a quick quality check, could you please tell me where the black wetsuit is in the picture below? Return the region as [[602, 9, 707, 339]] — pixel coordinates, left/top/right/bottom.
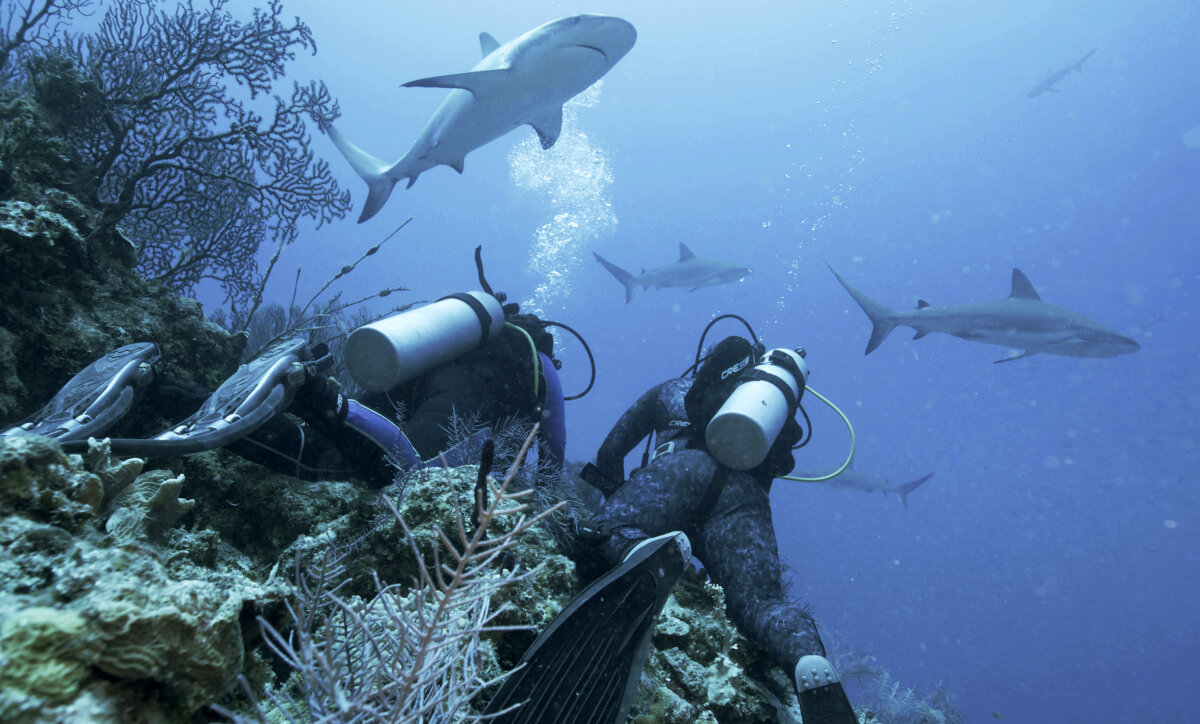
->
[[587, 376, 826, 673], [359, 322, 545, 460]]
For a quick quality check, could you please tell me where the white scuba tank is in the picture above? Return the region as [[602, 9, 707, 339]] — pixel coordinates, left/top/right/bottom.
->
[[344, 291, 505, 393], [705, 348, 810, 470]]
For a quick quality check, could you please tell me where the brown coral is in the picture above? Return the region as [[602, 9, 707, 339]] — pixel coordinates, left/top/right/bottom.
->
[[105, 469, 194, 543]]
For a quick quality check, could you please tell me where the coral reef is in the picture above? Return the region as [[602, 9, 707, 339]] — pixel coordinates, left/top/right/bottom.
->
[[3, 0, 351, 319], [0, 436, 291, 721]]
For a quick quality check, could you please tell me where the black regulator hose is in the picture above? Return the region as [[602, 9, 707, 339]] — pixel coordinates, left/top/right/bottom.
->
[[684, 313, 763, 377], [543, 320, 596, 400]]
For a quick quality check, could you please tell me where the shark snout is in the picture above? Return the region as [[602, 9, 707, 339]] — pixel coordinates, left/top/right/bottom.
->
[[562, 14, 637, 63], [1115, 335, 1141, 354]]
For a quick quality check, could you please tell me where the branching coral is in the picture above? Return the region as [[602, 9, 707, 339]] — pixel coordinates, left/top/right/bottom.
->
[[234, 426, 564, 723], [5, 0, 350, 319]]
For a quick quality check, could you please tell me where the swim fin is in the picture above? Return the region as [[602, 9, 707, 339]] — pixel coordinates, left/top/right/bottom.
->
[[2, 342, 160, 443], [484, 532, 690, 723], [795, 654, 857, 724], [59, 336, 324, 456]]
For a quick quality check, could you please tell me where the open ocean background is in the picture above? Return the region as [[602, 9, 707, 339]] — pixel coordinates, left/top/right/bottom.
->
[[195, 1, 1199, 721]]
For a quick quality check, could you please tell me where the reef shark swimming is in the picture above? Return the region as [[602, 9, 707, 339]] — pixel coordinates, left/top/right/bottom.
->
[[1026, 48, 1097, 98], [795, 465, 934, 508], [829, 265, 1141, 362], [594, 243, 753, 303], [328, 14, 637, 222]]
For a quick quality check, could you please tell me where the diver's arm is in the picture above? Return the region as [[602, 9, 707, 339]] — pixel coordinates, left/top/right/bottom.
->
[[596, 382, 663, 484]]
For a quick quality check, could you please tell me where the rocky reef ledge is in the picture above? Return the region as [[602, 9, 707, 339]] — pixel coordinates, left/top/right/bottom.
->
[[0, 431, 850, 723]]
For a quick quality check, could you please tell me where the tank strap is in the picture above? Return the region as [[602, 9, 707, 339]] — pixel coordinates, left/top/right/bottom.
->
[[439, 292, 496, 345], [740, 367, 798, 413]]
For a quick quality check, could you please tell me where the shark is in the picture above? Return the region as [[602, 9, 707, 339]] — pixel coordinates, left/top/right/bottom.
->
[[328, 14, 637, 222], [1026, 48, 1097, 98], [795, 465, 934, 508], [829, 265, 1141, 362], [594, 243, 753, 303]]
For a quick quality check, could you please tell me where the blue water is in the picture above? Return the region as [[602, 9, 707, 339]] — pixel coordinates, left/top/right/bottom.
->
[[250, 2, 1200, 721]]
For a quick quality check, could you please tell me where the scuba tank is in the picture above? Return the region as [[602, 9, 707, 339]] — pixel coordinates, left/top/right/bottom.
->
[[344, 291, 505, 393], [705, 348, 810, 471]]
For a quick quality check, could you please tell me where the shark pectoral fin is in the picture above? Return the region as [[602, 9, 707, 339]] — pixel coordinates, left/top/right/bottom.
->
[[402, 69, 511, 99], [479, 32, 500, 58], [994, 350, 1038, 363], [529, 107, 564, 150], [448, 158, 465, 174]]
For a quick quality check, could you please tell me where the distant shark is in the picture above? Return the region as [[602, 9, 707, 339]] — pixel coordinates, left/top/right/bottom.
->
[[327, 14, 637, 222], [796, 465, 934, 508], [1026, 48, 1097, 98], [829, 265, 1140, 362], [594, 243, 753, 303]]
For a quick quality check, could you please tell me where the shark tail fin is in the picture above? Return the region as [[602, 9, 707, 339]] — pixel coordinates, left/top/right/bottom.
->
[[827, 264, 898, 355], [1074, 48, 1097, 72], [594, 252, 637, 303], [896, 473, 934, 508], [325, 124, 405, 223]]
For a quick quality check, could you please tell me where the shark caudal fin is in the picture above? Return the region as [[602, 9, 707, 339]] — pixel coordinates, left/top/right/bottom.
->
[[594, 252, 637, 303], [1073, 48, 1097, 72], [896, 473, 934, 508], [827, 264, 899, 355], [326, 124, 409, 223]]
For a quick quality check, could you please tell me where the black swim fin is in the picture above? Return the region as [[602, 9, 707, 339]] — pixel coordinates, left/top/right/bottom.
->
[[484, 532, 690, 723], [795, 654, 858, 724], [2, 342, 160, 443]]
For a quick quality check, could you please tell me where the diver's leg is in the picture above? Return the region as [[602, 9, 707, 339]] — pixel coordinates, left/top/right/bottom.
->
[[586, 448, 718, 568], [696, 471, 825, 666], [697, 472, 855, 722]]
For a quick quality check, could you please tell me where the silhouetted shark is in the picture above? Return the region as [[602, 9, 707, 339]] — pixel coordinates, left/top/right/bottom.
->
[[829, 265, 1140, 362], [594, 243, 752, 303], [795, 465, 934, 508], [328, 14, 637, 222], [1026, 48, 1097, 98]]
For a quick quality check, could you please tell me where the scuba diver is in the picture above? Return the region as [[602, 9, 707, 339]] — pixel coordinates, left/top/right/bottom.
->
[[1, 248, 591, 488], [485, 319, 857, 723]]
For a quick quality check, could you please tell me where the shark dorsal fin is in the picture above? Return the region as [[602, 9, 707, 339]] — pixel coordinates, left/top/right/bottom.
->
[[479, 32, 500, 58], [916, 299, 931, 309], [678, 243, 697, 262], [529, 107, 563, 149], [402, 69, 510, 99], [1009, 269, 1041, 300]]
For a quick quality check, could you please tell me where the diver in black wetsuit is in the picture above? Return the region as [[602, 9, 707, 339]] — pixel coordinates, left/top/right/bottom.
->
[[580, 335, 857, 723], [3, 277, 577, 490], [209, 309, 565, 488]]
